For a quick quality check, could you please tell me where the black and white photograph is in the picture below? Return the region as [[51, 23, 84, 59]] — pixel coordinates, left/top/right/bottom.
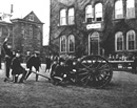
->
[[0, 0, 137, 108]]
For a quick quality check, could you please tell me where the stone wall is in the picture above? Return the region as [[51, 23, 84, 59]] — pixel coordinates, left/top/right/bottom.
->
[[12, 21, 43, 61], [50, 0, 137, 57]]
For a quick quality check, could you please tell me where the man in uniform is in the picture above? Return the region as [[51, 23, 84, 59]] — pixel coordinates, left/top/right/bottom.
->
[[11, 51, 27, 83], [3, 37, 13, 82], [25, 51, 41, 81]]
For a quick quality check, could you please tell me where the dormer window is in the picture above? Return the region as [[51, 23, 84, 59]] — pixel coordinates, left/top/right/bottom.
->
[[85, 4, 93, 23], [29, 15, 34, 21]]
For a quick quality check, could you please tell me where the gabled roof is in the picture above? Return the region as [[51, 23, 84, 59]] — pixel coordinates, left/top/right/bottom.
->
[[23, 11, 43, 24]]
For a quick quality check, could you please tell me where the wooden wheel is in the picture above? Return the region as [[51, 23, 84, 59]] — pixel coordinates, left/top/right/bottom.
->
[[76, 55, 113, 88]]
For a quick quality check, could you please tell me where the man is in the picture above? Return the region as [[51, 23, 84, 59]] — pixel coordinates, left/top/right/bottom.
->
[[3, 37, 13, 82], [11, 51, 27, 83], [45, 55, 52, 73], [25, 51, 41, 81], [51, 58, 66, 85]]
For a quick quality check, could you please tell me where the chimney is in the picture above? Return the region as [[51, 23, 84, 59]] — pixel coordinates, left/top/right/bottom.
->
[[10, 4, 13, 14]]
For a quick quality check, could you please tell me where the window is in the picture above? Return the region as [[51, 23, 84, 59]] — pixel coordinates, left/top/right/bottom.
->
[[29, 25, 33, 38], [115, 32, 124, 51], [95, 3, 103, 21], [21, 26, 25, 39], [85, 4, 93, 23], [68, 35, 75, 52], [115, 0, 123, 19], [60, 36, 67, 52], [126, 0, 135, 18], [60, 9, 67, 25], [126, 30, 136, 50], [68, 8, 75, 25], [29, 15, 34, 21]]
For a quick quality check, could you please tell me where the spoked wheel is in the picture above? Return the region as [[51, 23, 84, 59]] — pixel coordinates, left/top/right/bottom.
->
[[76, 55, 113, 88]]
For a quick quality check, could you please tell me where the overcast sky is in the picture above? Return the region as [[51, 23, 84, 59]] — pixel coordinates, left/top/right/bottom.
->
[[0, 0, 50, 45]]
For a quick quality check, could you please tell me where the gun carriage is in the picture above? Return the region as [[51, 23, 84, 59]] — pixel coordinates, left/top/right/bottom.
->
[[50, 55, 113, 88]]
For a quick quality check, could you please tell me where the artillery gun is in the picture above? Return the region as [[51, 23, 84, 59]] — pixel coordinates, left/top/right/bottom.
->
[[50, 55, 113, 88]]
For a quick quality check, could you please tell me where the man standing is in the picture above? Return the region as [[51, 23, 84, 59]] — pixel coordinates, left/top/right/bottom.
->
[[45, 55, 52, 73], [25, 51, 41, 81], [11, 51, 27, 83], [3, 37, 13, 82]]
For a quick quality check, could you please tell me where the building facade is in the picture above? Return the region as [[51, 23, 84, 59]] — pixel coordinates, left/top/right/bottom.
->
[[50, 0, 137, 59], [11, 11, 43, 59], [0, 11, 43, 61]]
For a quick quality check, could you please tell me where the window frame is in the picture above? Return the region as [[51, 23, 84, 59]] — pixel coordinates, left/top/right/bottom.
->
[[126, 30, 136, 51], [115, 32, 124, 51], [68, 35, 75, 52], [60, 36, 67, 53], [126, 0, 135, 19], [85, 4, 93, 23], [94, 3, 103, 22], [60, 9, 67, 26], [68, 7, 75, 25], [115, 0, 124, 19]]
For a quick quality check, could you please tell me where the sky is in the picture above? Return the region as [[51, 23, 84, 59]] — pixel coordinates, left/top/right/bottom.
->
[[0, 0, 50, 45]]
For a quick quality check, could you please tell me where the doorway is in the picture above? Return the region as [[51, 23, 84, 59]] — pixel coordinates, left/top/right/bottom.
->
[[88, 32, 100, 55]]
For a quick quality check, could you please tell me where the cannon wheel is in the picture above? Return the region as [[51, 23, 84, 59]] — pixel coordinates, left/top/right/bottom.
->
[[76, 55, 113, 88]]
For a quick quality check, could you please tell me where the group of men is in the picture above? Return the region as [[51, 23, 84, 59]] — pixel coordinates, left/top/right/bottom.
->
[[3, 37, 41, 83]]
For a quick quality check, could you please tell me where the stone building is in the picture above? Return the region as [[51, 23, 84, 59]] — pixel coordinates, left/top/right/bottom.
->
[[50, 0, 137, 59], [11, 11, 43, 60], [0, 11, 43, 61]]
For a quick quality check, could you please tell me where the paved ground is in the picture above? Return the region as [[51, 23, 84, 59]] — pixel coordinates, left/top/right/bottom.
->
[[0, 63, 137, 108]]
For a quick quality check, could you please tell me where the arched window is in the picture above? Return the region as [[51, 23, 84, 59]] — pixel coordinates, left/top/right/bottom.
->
[[95, 3, 103, 21], [60, 36, 67, 52], [126, 0, 135, 18], [68, 8, 75, 25], [115, 0, 123, 19], [126, 30, 136, 50], [85, 4, 93, 23], [60, 9, 67, 25], [68, 35, 75, 52], [115, 32, 124, 51]]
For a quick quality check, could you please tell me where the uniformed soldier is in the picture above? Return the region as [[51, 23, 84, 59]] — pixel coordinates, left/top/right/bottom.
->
[[3, 37, 14, 82], [25, 51, 41, 81], [11, 51, 27, 83]]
